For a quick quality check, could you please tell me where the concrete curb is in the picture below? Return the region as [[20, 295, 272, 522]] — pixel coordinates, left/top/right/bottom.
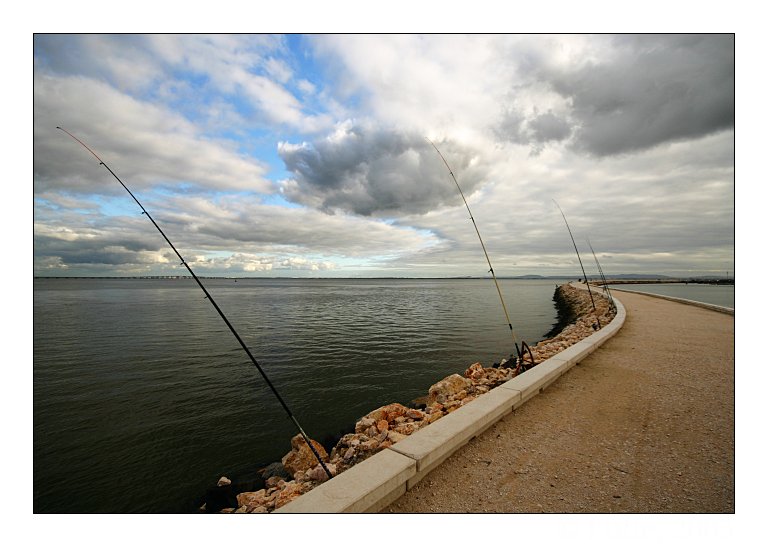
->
[[276, 291, 626, 513], [610, 287, 734, 315]]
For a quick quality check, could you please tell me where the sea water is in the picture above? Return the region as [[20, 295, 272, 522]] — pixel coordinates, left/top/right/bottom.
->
[[34, 277, 567, 513]]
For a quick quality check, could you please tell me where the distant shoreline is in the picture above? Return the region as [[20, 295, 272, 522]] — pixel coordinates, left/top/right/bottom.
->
[[34, 275, 734, 283], [600, 278, 734, 286]]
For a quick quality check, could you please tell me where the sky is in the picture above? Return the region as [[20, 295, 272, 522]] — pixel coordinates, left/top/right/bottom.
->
[[33, 34, 735, 278]]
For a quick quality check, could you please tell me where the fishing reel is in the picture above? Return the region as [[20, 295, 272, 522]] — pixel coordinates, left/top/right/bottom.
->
[[496, 341, 537, 375], [513, 341, 536, 375]]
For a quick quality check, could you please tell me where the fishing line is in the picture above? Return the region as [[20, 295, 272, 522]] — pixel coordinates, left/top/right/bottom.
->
[[57, 127, 333, 480], [552, 199, 601, 329], [427, 138, 531, 365], [587, 239, 616, 312]]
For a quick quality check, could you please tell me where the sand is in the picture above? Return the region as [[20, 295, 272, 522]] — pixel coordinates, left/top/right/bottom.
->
[[384, 289, 735, 513]]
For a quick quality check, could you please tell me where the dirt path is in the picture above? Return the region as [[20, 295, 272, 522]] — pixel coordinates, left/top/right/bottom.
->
[[384, 290, 734, 513]]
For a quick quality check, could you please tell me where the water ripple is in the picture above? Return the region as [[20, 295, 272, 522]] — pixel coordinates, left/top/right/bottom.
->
[[34, 277, 563, 512]]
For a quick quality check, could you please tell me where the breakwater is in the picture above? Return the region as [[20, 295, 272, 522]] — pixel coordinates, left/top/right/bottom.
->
[[201, 283, 616, 513]]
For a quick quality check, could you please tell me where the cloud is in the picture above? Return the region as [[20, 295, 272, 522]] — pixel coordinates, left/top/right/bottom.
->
[[495, 109, 573, 154], [387, 128, 734, 277], [188, 253, 336, 273], [527, 111, 573, 144], [33, 191, 444, 275], [311, 35, 514, 137], [545, 34, 735, 156], [278, 123, 488, 216], [34, 34, 333, 134], [33, 73, 272, 195], [316, 35, 733, 157], [32, 35, 735, 278]]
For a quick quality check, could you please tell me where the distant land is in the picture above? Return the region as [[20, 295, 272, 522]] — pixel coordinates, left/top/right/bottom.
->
[[34, 273, 733, 284], [507, 274, 734, 285]]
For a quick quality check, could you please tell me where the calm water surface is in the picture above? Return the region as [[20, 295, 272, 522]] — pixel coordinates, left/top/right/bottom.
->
[[609, 283, 734, 308], [34, 277, 566, 513]]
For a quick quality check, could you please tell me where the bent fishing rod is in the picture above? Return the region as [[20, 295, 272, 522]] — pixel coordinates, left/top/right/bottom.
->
[[587, 239, 615, 311], [427, 138, 532, 365], [57, 127, 333, 480], [552, 199, 601, 329]]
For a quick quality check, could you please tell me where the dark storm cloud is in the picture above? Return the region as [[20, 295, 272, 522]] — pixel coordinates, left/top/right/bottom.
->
[[553, 34, 734, 156], [495, 35, 734, 157], [278, 125, 488, 216]]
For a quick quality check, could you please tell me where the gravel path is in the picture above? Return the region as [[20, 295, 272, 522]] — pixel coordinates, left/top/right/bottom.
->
[[384, 290, 734, 513]]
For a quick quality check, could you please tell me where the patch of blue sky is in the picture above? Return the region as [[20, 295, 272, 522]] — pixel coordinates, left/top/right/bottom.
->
[[261, 193, 304, 209], [142, 185, 288, 211], [283, 34, 362, 117], [229, 127, 296, 182], [284, 35, 320, 79], [93, 194, 145, 217]]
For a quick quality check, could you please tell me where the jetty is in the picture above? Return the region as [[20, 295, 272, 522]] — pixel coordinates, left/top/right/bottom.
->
[[384, 289, 734, 512]]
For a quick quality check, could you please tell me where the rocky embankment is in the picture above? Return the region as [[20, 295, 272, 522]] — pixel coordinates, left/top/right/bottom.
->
[[201, 283, 616, 513]]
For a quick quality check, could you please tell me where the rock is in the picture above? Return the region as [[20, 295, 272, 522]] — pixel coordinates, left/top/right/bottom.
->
[[386, 430, 407, 443], [394, 422, 420, 435], [464, 362, 484, 379], [376, 419, 389, 432], [452, 389, 468, 401], [217, 476, 232, 487], [427, 410, 445, 423], [406, 409, 426, 420], [444, 400, 462, 413], [355, 417, 375, 434], [274, 482, 304, 509], [356, 438, 380, 452], [364, 403, 409, 423], [237, 489, 267, 509], [282, 434, 329, 479], [307, 463, 336, 482], [260, 462, 291, 481], [428, 374, 472, 404]]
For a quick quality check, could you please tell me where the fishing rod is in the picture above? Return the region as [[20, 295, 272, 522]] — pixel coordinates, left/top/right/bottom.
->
[[587, 239, 615, 311], [427, 138, 533, 367], [552, 199, 601, 329], [57, 127, 333, 480]]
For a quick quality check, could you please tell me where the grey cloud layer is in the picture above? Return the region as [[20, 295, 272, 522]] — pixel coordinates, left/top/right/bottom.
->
[[279, 125, 487, 216], [33, 193, 443, 275], [497, 35, 734, 156]]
